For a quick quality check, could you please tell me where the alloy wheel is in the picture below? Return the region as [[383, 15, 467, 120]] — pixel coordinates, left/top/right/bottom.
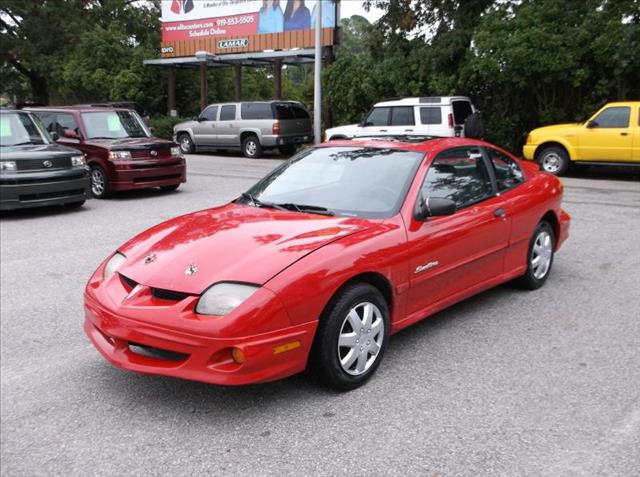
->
[[180, 136, 192, 153], [337, 302, 385, 376], [91, 168, 105, 196], [541, 152, 562, 174], [531, 230, 553, 279], [245, 140, 257, 157]]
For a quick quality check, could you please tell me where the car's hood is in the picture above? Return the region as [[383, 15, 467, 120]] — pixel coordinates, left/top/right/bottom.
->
[[530, 123, 581, 136], [116, 203, 376, 294], [84, 137, 174, 150], [326, 124, 359, 137], [0, 143, 81, 160]]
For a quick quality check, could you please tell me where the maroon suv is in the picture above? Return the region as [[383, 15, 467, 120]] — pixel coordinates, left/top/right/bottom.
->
[[27, 107, 186, 198]]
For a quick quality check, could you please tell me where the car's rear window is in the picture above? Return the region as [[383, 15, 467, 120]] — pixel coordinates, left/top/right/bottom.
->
[[241, 102, 274, 120], [273, 103, 309, 120], [452, 101, 473, 125]]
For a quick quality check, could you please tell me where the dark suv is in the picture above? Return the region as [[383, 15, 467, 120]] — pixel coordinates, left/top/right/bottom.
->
[[28, 107, 186, 198], [0, 109, 90, 211]]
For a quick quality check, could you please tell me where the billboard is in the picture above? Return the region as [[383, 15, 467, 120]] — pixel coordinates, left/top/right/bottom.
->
[[161, 0, 338, 58]]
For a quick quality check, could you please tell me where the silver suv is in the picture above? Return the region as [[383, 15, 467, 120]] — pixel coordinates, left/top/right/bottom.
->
[[174, 101, 312, 158]]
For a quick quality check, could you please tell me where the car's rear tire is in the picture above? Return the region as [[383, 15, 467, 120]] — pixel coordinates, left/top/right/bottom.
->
[[518, 221, 555, 290], [242, 134, 262, 158], [312, 283, 390, 391], [537, 146, 570, 176], [279, 144, 297, 156], [160, 184, 180, 192], [178, 133, 195, 154], [90, 165, 110, 199]]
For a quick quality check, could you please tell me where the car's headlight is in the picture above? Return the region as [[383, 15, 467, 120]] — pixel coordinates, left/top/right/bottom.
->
[[108, 150, 132, 161], [170, 146, 181, 157], [195, 282, 259, 316], [103, 252, 126, 280], [0, 161, 17, 173], [71, 155, 86, 166]]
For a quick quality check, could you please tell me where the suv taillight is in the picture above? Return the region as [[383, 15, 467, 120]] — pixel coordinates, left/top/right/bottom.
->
[[272, 121, 280, 135], [448, 113, 454, 128]]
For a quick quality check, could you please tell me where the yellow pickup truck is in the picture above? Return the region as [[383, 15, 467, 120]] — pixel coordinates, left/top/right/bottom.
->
[[523, 101, 640, 175]]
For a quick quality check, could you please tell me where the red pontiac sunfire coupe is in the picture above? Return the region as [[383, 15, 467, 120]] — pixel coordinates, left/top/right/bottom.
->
[[84, 137, 570, 390]]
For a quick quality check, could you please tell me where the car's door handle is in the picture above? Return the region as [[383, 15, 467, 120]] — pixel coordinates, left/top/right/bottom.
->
[[379, 129, 387, 132], [620, 132, 629, 136], [494, 208, 507, 218], [405, 129, 413, 132]]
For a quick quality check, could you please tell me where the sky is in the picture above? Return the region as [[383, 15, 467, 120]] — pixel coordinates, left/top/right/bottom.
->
[[340, 1, 385, 23]]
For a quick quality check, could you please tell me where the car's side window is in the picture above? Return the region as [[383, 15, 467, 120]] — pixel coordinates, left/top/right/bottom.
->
[[390, 107, 415, 126], [485, 147, 524, 192], [591, 107, 630, 128], [201, 106, 218, 121], [420, 147, 494, 209], [420, 107, 442, 125], [364, 107, 390, 126], [219, 105, 236, 121], [56, 113, 80, 137]]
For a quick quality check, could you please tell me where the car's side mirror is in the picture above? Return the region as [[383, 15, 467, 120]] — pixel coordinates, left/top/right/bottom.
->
[[586, 120, 598, 128], [63, 129, 78, 139], [50, 131, 59, 141], [197, 116, 206, 122], [414, 196, 457, 221]]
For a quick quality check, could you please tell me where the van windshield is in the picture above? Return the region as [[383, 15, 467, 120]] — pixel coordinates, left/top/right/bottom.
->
[[81, 111, 150, 139]]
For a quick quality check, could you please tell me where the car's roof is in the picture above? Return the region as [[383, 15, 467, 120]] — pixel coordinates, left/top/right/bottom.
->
[[374, 96, 472, 107], [25, 106, 132, 113], [205, 100, 303, 107], [321, 136, 492, 154]]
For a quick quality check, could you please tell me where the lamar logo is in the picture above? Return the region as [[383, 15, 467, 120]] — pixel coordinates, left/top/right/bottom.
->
[[218, 39, 249, 49], [170, 0, 194, 14]]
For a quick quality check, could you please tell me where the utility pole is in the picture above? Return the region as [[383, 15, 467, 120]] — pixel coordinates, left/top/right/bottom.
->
[[313, 0, 322, 144]]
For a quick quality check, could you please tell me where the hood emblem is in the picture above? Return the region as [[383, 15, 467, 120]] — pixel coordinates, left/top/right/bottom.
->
[[185, 264, 198, 276], [43, 160, 53, 168], [144, 253, 157, 264], [150, 150, 158, 157]]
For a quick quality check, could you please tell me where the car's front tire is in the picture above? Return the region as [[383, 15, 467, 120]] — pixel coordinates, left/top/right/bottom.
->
[[312, 283, 390, 391], [519, 221, 555, 290], [537, 146, 570, 175], [242, 134, 262, 158], [178, 133, 195, 154], [90, 165, 110, 199]]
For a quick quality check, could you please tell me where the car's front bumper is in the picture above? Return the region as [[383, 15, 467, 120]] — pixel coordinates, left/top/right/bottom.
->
[[522, 144, 537, 160], [110, 158, 186, 191], [84, 285, 317, 386], [0, 168, 90, 210]]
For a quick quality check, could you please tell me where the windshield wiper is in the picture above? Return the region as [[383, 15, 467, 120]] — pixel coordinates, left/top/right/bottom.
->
[[276, 203, 335, 216], [240, 192, 287, 211]]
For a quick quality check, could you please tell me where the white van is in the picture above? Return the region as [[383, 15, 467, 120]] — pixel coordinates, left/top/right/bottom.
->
[[325, 96, 476, 140]]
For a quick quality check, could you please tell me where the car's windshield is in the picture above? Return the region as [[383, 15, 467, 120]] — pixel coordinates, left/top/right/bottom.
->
[[81, 110, 150, 139], [245, 147, 425, 218], [0, 112, 50, 147]]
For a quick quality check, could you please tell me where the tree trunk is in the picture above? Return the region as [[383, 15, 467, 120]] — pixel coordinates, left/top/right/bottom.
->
[[29, 73, 49, 105]]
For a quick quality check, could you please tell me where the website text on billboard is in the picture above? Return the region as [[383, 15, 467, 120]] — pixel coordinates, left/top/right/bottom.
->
[[161, 0, 338, 56]]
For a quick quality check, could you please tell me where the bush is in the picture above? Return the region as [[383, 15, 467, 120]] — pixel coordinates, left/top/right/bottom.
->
[[150, 115, 190, 140]]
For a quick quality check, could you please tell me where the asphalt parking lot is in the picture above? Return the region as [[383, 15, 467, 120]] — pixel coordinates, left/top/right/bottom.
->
[[1, 153, 639, 476]]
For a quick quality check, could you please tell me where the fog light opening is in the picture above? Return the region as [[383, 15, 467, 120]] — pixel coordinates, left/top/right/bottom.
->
[[231, 347, 245, 364]]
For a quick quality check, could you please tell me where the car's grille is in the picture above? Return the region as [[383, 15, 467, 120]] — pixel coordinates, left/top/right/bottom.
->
[[133, 174, 181, 183], [120, 274, 138, 291], [19, 188, 84, 202], [128, 343, 189, 362], [150, 287, 190, 302], [119, 273, 190, 302], [17, 157, 72, 170], [1, 172, 86, 185], [130, 148, 171, 159]]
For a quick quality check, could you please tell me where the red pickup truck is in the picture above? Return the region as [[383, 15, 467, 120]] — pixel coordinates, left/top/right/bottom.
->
[[28, 107, 186, 198]]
